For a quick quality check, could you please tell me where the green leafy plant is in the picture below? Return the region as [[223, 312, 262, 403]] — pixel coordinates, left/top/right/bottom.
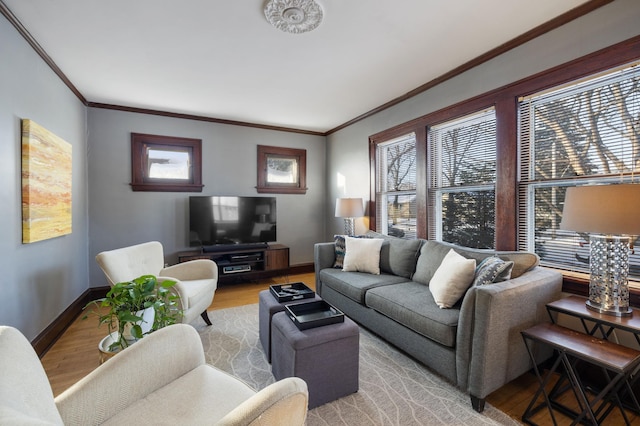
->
[[84, 275, 182, 352]]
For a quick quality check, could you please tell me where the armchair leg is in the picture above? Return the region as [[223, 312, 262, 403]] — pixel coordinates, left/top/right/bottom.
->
[[470, 395, 485, 412], [201, 310, 212, 326]]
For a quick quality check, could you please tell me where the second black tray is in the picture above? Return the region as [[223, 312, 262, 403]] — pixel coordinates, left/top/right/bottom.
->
[[285, 300, 345, 330]]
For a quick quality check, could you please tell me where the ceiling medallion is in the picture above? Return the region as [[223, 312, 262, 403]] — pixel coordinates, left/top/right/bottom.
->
[[264, 0, 323, 34]]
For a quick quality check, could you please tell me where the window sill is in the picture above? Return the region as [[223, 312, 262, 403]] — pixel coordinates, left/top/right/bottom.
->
[[560, 271, 640, 308]]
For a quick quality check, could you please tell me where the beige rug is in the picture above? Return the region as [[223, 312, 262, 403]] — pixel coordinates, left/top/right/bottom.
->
[[194, 304, 520, 425]]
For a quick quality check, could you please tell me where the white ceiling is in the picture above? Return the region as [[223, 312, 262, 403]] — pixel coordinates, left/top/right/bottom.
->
[[4, 0, 592, 133]]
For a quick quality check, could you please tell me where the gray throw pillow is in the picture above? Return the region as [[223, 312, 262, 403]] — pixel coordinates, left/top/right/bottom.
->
[[473, 256, 514, 286], [379, 238, 423, 279], [412, 241, 455, 285]]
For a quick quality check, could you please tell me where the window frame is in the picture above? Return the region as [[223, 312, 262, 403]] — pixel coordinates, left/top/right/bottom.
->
[[374, 133, 419, 239], [517, 63, 640, 280], [370, 126, 427, 238], [256, 145, 307, 194], [130, 133, 203, 192], [429, 108, 498, 248], [368, 35, 640, 298]]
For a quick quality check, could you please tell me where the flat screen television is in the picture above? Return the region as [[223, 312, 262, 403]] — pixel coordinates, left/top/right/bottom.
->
[[189, 196, 277, 251]]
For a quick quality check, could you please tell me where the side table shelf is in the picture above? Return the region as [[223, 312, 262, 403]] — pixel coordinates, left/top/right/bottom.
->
[[522, 297, 640, 425]]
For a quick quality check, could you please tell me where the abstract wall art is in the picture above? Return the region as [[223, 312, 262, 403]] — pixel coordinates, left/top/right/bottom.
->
[[21, 119, 72, 243]]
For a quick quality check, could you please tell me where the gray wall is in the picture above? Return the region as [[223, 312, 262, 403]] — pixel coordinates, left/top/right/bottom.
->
[[325, 0, 640, 241], [2, 0, 640, 340], [0, 16, 89, 339], [87, 108, 326, 287]]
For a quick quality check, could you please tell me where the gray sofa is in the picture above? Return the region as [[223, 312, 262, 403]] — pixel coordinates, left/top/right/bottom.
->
[[314, 231, 563, 412]]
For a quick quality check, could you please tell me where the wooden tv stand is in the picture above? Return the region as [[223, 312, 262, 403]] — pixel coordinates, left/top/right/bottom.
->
[[177, 244, 289, 283]]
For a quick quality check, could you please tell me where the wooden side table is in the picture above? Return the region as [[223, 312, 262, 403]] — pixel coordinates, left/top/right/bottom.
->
[[521, 296, 640, 425]]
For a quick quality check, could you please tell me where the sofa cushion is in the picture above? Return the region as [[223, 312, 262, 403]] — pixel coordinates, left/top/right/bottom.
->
[[491, 252, 538, 278], [342, 237, 384, 274], [412, 240, 539, 283], [381, 238, 422, 279], [318, 268, 410, 304], [365, 281, 460, 347], [472, 256, 514, 286], [364, 231, 422, 279], [429, 249, 476, 308], [412, 241, 454, 285]]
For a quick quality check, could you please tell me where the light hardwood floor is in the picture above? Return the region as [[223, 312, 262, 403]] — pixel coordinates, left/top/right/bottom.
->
[[41, 272, 639, 425]]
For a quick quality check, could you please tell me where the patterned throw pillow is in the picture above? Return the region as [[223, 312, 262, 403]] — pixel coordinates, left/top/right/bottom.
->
[[473, 256, 514, 286], [333, 235, 347, 268], [333, 234, 368, 268]]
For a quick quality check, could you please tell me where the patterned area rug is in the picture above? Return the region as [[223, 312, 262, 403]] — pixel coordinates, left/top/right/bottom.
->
[[194, 304, 519, 425]]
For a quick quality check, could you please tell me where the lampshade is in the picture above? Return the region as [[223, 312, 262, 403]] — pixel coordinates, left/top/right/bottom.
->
[[335, 198, 364, 218], [560, 184, 640, 235], [255, 204, 271, 215]]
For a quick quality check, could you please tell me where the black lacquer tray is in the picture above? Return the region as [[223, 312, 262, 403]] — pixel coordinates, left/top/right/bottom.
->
[[285, 300, 345, 330], [270, 282, 315, 302]]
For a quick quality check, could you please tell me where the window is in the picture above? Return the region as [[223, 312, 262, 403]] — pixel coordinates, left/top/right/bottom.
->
[[256, 145, 307, 194], [375, 133, 417, 239], [429, 109, 497, 249], [130, 133, 203, 192], [519, 63, 640, 280]]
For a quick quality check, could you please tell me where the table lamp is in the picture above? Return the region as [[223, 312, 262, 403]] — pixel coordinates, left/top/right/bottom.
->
[[335, 198, 364, 236], [255, 204, 271, 223], [560, 184, 640, 317]]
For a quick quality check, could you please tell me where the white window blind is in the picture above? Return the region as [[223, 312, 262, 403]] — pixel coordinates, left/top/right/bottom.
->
[[429, 109, 497, 248], [518, 62, 640, 280], [375, 133, 417, 239]]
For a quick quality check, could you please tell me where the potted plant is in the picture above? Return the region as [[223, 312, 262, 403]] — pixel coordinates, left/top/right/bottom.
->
[[84, 274, 182, 354]]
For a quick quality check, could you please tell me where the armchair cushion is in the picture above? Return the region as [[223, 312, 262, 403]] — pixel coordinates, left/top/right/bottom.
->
[[95, 241, 165, 285]]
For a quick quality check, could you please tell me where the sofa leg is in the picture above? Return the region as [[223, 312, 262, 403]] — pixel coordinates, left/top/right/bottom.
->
[[471, 395, 485, 413], [201, 310, 212, 326]]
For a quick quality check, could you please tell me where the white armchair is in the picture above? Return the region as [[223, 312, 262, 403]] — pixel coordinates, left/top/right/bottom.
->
[[0, 324, 308, 425], [96, 241, 217, 325]]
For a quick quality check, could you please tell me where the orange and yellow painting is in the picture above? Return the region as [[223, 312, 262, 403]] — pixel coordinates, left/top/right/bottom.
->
[[21, 119, 72, 243]]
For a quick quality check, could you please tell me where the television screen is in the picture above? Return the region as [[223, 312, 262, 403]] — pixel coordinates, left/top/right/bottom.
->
[[189, 196, 277, 248]]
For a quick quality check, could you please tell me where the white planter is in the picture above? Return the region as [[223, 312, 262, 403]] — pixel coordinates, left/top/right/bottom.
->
[[98, 307, 155, 363], [98, 332, 120, 364], [122, 307, 155, 342]]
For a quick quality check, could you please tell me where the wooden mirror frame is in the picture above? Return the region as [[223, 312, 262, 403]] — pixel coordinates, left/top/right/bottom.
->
[[131, 133, 203, 192], [256, 145, 307, 194]]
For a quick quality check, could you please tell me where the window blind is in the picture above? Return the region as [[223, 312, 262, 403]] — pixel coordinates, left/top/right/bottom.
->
[[429, 108, 497, 248], [375, 133, 417, 239], [518, 62, 640, 279]]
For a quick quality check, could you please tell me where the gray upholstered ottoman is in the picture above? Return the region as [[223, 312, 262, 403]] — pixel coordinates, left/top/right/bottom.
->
[[271, 311, 359, 409], [258, 289, 321, 362]]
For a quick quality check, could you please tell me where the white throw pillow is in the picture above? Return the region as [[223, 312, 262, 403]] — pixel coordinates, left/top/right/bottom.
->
[[429, 249, 476, 308], [342, 236, 384, 275]]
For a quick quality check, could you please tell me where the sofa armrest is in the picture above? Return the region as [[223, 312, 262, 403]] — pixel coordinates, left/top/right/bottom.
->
[[456, 267, 562, 400], [314, 242, 336, 294], [55, 324, 205, 425]]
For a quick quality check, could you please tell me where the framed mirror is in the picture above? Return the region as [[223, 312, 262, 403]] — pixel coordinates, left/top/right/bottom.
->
[[131, 133, 203, 192], [257, 145, 307, 194]]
